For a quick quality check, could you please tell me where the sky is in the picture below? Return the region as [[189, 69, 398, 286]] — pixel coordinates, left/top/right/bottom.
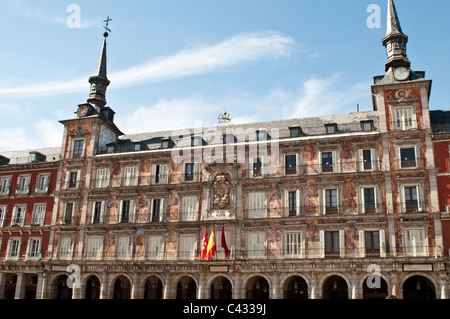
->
[[0, 0, 449, 152]]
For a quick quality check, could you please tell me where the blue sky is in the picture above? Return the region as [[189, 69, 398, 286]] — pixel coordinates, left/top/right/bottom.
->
[[0, 0, 449, 151]]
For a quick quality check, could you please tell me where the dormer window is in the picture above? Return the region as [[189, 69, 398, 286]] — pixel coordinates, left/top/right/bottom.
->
[[191, 136, 202, 147], [325, 124, 337, 134], [361, 121, 374, 131], [256, 130, 268, 141], [161, 141, 169, 149], [289, 127, 302, 137]]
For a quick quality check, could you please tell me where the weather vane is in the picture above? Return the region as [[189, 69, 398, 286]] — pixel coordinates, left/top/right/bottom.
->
[[103, 16, 112, 37]]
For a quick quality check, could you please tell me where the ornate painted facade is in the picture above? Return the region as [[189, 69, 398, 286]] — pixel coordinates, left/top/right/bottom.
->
[[0, 0, 449, 299]]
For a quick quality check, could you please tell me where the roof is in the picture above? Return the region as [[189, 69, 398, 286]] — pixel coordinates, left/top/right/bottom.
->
[[0, 147, 61, 166]]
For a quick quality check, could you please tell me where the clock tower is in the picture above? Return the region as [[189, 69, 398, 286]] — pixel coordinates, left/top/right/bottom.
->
[[371, 0, 442, 254]]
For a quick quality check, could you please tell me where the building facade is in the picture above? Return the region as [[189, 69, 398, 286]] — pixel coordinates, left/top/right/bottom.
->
[[0, 0, 449, 299], [0, 148, 59, 299]]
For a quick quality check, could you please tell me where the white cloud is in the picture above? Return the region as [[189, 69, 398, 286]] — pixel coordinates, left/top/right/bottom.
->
[[0, 32, 295, 97], [292, 73, 370, 118]]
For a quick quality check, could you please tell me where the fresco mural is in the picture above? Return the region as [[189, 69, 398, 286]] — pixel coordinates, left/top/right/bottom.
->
[[107, 194, 119, 223], [302, 144, 318, 175], [305, 221, 320, 257], [267, 224, 282, 257], [342, 178, 357, 214], [341, 140, 356, 172], [345, 221, 359, 256], [104, 230, 115, 259], [304, 180, 319, 215], [267, 183, 282, 217], [136, 194, 149, 223], [167, 190, 179, 221], [165, 230, 177, 259], [135, 230, 145, 260]]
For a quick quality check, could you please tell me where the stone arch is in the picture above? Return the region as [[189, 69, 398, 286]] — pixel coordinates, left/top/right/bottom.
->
[[319, 273, 351, 299], [359, 271, 390, 299], [82, 273, 102, 299], [111, 274, 133, 299], [399, 272, 439, 299], [207, 274, 234, 299], [174, 274, 198, 299], [142, 274, 165, 299], [49, 273, 73, 299], [243, 274, 272, 299], [280, 273, 310, 299]]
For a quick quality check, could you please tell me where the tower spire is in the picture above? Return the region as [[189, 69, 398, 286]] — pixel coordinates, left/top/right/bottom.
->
[[382, 0, 410, 72], [87, 19, 112, 109]]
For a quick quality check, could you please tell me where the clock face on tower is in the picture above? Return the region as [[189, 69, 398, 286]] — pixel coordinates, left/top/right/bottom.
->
[[77, 104, 89, 117], [394, 67, 410, 81]]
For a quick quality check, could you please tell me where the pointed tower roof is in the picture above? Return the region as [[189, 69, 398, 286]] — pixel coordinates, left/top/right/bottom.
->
[[93, 36, 108, 78], [382, 0, 410, 72], [87, 32, 111, 108], [385, 0, 404, 37]]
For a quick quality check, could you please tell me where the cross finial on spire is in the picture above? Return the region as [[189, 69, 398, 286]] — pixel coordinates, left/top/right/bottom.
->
[[103, 16, 112, 37]]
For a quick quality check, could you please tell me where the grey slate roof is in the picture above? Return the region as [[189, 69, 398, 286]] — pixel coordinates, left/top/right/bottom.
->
[[0, 147, 61, 165]]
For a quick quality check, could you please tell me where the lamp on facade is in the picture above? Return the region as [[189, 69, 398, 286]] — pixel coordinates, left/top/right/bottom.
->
[[416, 281, 421, 291]]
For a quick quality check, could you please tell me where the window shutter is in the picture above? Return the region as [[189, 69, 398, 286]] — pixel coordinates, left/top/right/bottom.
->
[[160, 164, 169, 184], [319, 230, 325, 258], [339, 230, 345, 257], [359, 230, 365, 257], [379, 229, 386, 257]]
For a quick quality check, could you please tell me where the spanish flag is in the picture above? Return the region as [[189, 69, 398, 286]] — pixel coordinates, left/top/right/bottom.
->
[[206, 227, 216, 261]]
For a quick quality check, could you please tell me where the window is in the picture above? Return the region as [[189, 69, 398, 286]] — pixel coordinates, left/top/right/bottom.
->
[[405, 229, 427, 257], [325, 189, 338, 214], [247, 192, 266, 218], [27, 238, 41, 259], [191, 137, 201, 146], [325, 231, 340, 257], [325, 124, 337, 134], [7, 238, 21, 259], [32, 204, 46, 225], [362, 149, 373, 171], [117, 236, 133, 260], [285, 232, 303, 258], [151, 199, 161, 222], [184, 163, 195, 182], [95, 168, 110, 188], [11, 205, 26, 226], [178, 235, 196, 260], [248, 232, 266, 258], [86, 237, 103, 260], [120, 200, 133, 223], [251, 158, 263, 178], [35, 174, 50, 193], [289, 127, 302, 137], [0, 205, 6, 227], [361, 121, 374, 131], [365, 231, 380, 257], [400, 147, 416, 168], [394, 107, 414, 130], [153, 164, 168, 184], [16, 175, 31, 194], [122, 166, 138, 186], [404, 186, 419, 213], [256, 130, 267, 141], [58, 237, 74, 259], [92, 201, 105, 224], [321, 152, 334, 173], [181, 196, 198, 221], [72, 139, 84, 158], [161, 140, 169, 149], [148, 235, 164, 260], [285, 155, 297, 175], [66, 171, 80, 189], [288, 191, 298, 217], [0, 176, 11, 195], [363, 188, 377, 214], [63, 202, 75, 224]]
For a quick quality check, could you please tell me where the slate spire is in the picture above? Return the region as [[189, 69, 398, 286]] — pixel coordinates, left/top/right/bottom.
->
[[382, 0, 410, 71], [87, 32, 110, 108]]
